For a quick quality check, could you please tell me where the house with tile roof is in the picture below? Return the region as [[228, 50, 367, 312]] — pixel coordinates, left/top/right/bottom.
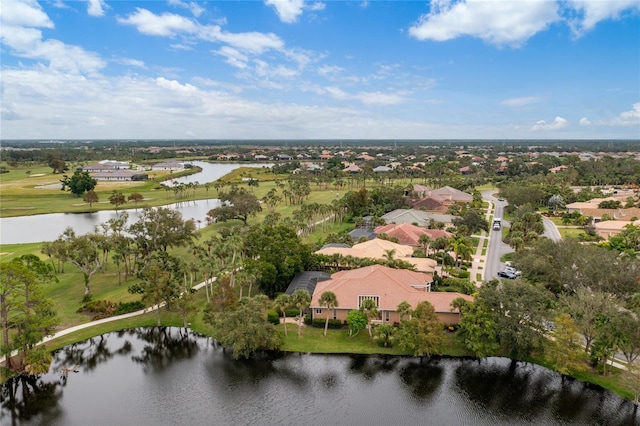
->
[[309, 265, 472, 325], [374, 223, 451, 248], [381, 209, 456, 228], [430, 186, 473, 203], [315, 238, 437, 275], [595, 220, 640, 239]]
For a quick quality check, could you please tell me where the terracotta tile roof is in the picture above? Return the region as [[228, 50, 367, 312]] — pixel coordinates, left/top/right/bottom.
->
[[374, 223, 452, 246], [315, 238, 436, 273], [310, 265, 472, 312]]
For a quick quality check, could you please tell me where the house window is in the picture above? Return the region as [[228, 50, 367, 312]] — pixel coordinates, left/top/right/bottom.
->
[[333, 309, 337, 320], [358, 295, 380, 308], [385, 310, 390, 322], [316, 308, 322, 314]]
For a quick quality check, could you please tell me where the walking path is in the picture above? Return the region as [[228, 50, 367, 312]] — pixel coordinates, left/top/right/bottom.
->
[[9, 279, 213, 358]]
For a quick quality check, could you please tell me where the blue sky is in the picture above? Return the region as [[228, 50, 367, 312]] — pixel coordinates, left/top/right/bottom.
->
[[1, 0, 639, 140]]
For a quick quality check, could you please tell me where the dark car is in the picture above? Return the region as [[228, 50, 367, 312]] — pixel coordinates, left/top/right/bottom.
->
[[497, 270, 517, 279]]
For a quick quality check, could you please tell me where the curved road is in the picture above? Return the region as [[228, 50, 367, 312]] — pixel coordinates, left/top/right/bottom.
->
[[481, 191, 561, 280]]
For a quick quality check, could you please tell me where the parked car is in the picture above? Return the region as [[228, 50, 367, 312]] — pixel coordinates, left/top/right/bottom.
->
[[497, 270, 517, 279], [504, 266, 522, 276], [498, 197, 505, 201]]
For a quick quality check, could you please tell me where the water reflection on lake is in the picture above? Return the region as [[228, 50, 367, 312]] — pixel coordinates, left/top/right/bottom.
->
[[0, 161, 270, 244], [1, 328, 637, 426]]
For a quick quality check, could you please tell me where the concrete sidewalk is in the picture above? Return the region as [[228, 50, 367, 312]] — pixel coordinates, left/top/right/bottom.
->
[[468, 200, 494, 287]]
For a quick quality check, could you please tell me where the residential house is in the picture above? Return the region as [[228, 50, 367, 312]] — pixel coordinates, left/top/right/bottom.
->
[[92, 170, 137, 181], [152, 160, 185, 171], [430, 186, 473, 203], [342, 163, 361, 173], [595, 220, 640, 239], [374, 223, 451, 248], [309, 265, 473, 325], [382, 209, 456, 228], [315, 238, 437, 275], [83, 162, 115, 173]]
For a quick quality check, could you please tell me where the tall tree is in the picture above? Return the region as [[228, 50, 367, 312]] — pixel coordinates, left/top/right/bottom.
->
[[59, 230, 101, 301], [273, 293, 292, 337], [457, 299, 500, 357], [318, 291, 338, 337], [0, 260, 58, 374], [546, 313, 585, 377], [204, 296, 281, 359], [359, 298, 379, 338], [60, 170, 97, 197], [244, 224, 312, 297], [128, 192, 144, 209], [207, 185, 262, 225], [128, 207, 196, 255], [396, 301, 444, 358], [480, 279, 553, 358], [109, 190, 126, 211], [129, 253, 184, 326], [83, 190, 99, 209], [291, 289, 311, 338]]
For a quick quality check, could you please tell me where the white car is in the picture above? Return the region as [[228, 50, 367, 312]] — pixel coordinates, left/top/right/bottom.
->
[[504, 266, 521, 276]]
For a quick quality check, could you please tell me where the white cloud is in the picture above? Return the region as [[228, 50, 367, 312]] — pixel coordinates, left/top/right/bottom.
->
[[87, 0, 107, 17], [598, 103, 640, 126], [579, 117, 591, 126], [168, 0, 205, 18], [531, 116, 568, 131], [0, 0, 53, 28], [117, 8, 197, 36], [408, 0, 560, 47], [566, 0, 640, 36], [355, 91, 406, 105], [265, 0, 305, 23], [215, 46, 249, 69], [1, 8, 105, 74], [114, 57, 146, 68], [501, 96, 542, 107], [325, 86, 406, 105], [308, 2, 326, 12]]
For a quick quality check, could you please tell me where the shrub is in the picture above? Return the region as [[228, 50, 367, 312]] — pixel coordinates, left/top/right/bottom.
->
[[311, 318, 343, 329], [114, 301, 144, 315], [78, 300, 145, 320], [457, 270, 470, 279], [284, 309, 299, 318], [267, 310, 281, 325], [304, 312, 312, 325]]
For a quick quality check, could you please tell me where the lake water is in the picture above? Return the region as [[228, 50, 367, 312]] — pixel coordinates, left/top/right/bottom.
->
[[0, 162, 269, 245], [2, 328, 638, 426]]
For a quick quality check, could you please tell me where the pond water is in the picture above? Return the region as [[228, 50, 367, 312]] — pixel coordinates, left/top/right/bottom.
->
[[0, 162, 269, 245], [2, 328, 638, 426]]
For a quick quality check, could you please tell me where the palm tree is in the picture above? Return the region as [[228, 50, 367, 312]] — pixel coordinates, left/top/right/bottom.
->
[[418, 234, 432, 256], [291, 289, 311, 337], [359, 298, 379, 338], [273, 293, 291, 337], [318, 291, 339, 337]]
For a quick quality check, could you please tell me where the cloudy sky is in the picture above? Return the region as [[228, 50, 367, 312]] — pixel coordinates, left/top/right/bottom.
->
[[1, 0, 639, 140]]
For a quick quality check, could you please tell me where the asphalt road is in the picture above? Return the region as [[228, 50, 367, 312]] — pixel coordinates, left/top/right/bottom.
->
[[482, 190, 514, 280], [482, 191, 563, 280]]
